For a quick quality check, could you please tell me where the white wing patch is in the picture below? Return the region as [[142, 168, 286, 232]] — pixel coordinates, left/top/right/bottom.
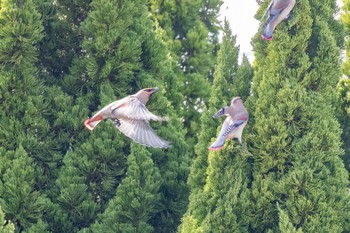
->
[[111, 97, 167, 122]]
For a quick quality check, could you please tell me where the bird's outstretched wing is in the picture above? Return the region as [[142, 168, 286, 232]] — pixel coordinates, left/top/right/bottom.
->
[[111, 97, 168, 122], [113, 118, 170, 149]]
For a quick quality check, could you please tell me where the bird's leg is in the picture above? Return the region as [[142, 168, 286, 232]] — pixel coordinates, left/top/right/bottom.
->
[[240, 144, 246, 152], [112, 118, 121, 127]]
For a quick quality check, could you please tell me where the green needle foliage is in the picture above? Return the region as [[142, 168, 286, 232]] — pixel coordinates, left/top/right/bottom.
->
[[89, 144, 161, 233], [248, 0, 350, 231], [339, 0, 350, 171], [0, 146, 49, 232], [49, 0, 190, 232], [0, 206, 14, 233], [149, 0, 223, 150], [1, 0, 349, 232], [181, 20, 253, 232], [337, 77, 350, 171]]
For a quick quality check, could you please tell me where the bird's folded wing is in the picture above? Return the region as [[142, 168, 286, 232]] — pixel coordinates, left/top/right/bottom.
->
[[208, 118, 230, 150], [223, 119, 246, 136], [111, 97, 167, 121], [113, 118, 170, 149], [271, 0, 290, 14]]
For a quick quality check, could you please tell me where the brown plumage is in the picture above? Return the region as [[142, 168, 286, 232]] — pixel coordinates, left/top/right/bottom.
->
[[84, 87, 170, 149], [261, 0, 296, 41], [209, 97, 249, 151]]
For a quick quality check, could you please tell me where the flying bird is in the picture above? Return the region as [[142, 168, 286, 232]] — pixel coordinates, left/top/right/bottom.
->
[[84, 87, 170, 149], [261, 0, 296, 41], [208, 97, 249, 151]]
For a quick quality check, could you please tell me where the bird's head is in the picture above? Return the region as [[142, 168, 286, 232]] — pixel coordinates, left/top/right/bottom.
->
[[231, 96, 243, 106], [134, 87, 159, 105]]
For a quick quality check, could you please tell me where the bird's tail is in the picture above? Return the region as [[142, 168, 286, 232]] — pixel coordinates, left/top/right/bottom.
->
[[261, 15, 273, 30], [84, 114, 103, 131], [261, 22, 274, 41], [208, 136, 226, 151]]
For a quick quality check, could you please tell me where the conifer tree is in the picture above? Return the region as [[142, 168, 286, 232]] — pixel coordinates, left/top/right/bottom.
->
[[248, 0, 350, 231], [181, 20, 253, 232], [52, 0, 190, 232], [149, 0, 223, 147], [337, 77, 350, 170], [89, 144, 161, 233], [0, 146, 49, 232], [236, 54, 254, 100], [0, 0, 65, 188], [36, 0, 91, 81], [339, 0, 350, 171], [0, 206, 14, 233], [0, 1, 96, 232]]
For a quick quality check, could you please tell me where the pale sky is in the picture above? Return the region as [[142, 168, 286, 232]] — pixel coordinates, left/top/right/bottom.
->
[[219, 1, 259, 63], [220, 0, 344, 63]]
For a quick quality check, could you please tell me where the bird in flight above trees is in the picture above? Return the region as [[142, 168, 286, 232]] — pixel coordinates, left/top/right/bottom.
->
[[261, 0, 296, 41], [84, 87, 170, 149], [208, 97, 249, 151]]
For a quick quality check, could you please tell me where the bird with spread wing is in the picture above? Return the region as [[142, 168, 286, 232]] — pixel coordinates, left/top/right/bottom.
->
[[84, 87, 170, 149]]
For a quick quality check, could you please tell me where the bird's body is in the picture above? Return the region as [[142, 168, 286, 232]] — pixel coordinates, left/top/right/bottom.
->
[[209, 97, 248, 151], [261, 0, 296, 41], [84, 87, 170, 149]]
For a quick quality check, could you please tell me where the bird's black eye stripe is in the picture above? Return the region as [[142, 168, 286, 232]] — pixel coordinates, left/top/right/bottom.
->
[[145, 89, 152, 92], [234, 98, 241, 103]]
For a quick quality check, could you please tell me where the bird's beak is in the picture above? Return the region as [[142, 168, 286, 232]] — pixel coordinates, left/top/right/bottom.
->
[[150, 87, 159, 96]]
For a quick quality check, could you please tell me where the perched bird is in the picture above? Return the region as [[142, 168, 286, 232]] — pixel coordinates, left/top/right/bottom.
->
[[208, 97, 249, 151], [84, 87, 170, 149], [261, 0, 296, 41]]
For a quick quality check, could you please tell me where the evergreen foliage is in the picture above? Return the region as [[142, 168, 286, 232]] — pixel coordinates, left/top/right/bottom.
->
[[248, 0, 350, 231], [50, 0, 190, 232], [337, 78, 350, 170], [236, 54, 254, 100], [149, 0, 223, 149], [339, 0, 350, 171], [0, 146, 49, 231], [36, 0, 91, 81], [181, 20, 253, 232], [0, 205, 14, 233], [0, 0, 349, 232], [90, 144, 161, 233]]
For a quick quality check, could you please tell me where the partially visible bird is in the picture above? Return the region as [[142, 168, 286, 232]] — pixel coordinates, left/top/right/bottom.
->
[[84, 87, 170, 149], [208, 97, 249, 151], [261, 0, 296, 41]]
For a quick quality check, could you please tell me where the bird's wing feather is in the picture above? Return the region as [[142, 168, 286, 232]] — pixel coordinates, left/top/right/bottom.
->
[[223, 120, 246, 136], [262, 0, 290, 27], [212, 107, 227, 118], [224, 110, 249, 136], [113, 118, 170, 149], [270, 0, 290, 14], [208, 118, 231, 150], [111, 97, 167, 121]]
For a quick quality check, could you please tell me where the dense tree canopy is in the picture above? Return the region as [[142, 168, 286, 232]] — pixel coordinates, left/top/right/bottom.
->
[[0, 0, 349, 232]]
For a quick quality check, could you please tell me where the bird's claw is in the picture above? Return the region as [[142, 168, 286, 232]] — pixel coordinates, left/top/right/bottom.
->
[[112, 119, 121, 127]]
